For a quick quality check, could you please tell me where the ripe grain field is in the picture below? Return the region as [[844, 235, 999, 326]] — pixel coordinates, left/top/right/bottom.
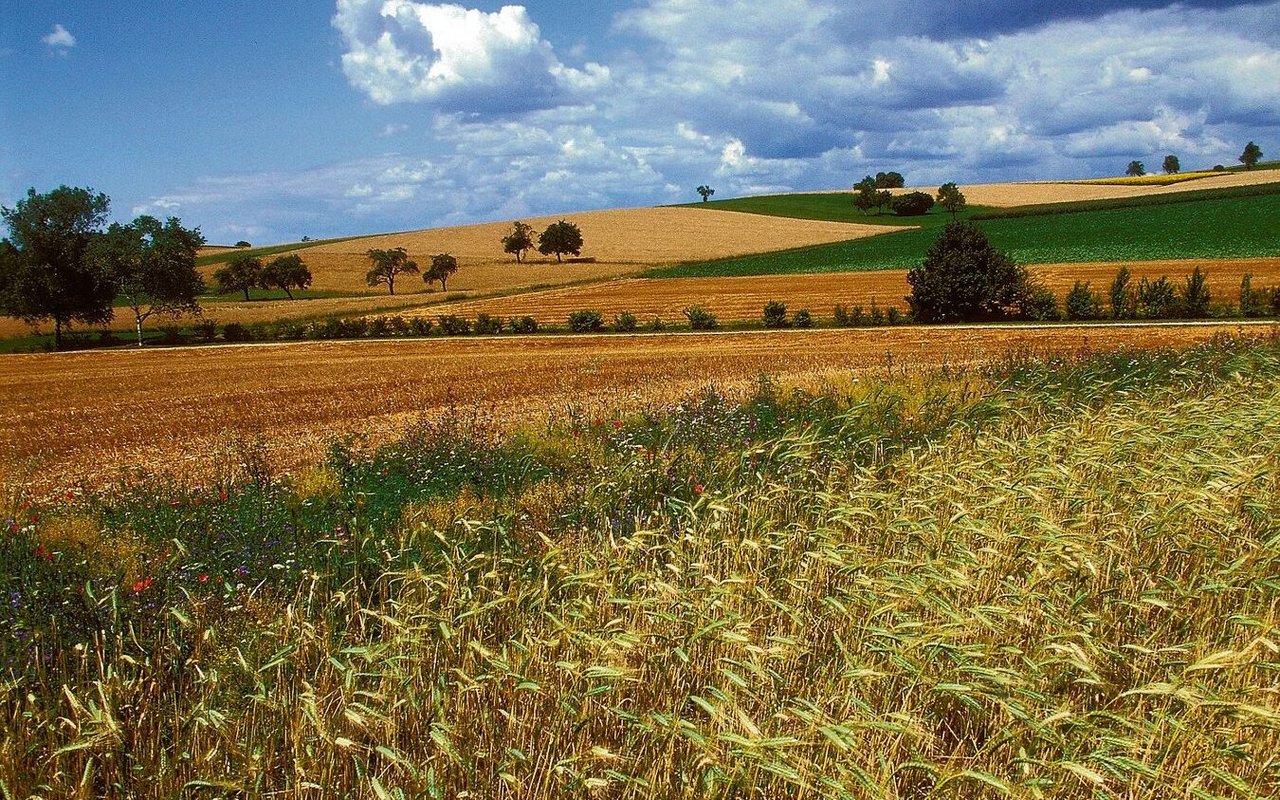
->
[[1, 322, 1270, 495]]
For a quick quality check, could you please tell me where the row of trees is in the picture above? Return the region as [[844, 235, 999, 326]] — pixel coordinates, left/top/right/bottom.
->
[[213, 254, 313, 301], [364, 248, 459, 295], [1126, 142, 1264, 176], [0, 186, 206, 348], [501, 220, 584, 263]]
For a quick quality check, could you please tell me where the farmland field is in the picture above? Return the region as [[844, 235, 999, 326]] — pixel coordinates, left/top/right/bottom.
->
[[4, 334, 1279, 797], [418, 259, 1280, 324], [655, 189, 1280, 278], [0, 321, 1271, 495]]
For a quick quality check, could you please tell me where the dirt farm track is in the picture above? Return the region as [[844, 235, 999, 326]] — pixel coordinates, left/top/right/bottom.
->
[[1, 321, 1273, 495]]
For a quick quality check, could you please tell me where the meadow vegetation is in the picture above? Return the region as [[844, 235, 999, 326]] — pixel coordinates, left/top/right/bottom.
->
[[3, 334, 1279, 797]]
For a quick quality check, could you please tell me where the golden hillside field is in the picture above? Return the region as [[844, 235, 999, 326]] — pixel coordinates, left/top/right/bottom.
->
[[404, 259, 1280, 324], [1, 322, 1269, 495], [281, 208, 889, 293], [929, 167, 1280, 206]]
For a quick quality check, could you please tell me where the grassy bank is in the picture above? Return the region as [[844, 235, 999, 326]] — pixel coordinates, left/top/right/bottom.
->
[[3, 334, 1279, 797]]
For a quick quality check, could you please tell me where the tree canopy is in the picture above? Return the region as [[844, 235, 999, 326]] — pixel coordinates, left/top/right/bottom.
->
[[1162, 154, 1180, 174], [365, 247, 418, 295], [538, 220, 584, 262], [1126, 160, 1146, 177], [0, 186, 114, 349], [501, 221, 536, 263], [1240, 141, 1263, 169], [261, 254, 312, 299], [214, 256, 263, 302], [696, 185, 715, 202], [90, 215, 205, 345], [906, 221, 1035, 323], [425, 252, 459, 291], [936, 182, 966, 218]]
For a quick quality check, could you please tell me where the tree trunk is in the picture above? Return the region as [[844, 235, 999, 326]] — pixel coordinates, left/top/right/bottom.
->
[[54, 318, 62, 351], [284, 287, 294, 300], [242, 286, 250, 301], [389, 276, 395, 296], [441, 277, 447, 292], [136, 315, 144, 347]]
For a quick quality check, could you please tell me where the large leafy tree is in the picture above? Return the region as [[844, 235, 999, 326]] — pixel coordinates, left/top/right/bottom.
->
[[1126, 160, 1146, 177], [0, 186, 114, 349], [260, 254, 312, 299], [538, 220, 584, 263], [91, 215, 205, 346], [501, 221, 536, 263], [935, 182, 967, 218], [1239, 141, 1263, 169], [213, 256, 263, 301], [365, 247, 418, 295], [1162, 154, 1181, 174], [424, 252, 459, 291], [906, 222, 1034, 323], [696, 185, 715, 202]]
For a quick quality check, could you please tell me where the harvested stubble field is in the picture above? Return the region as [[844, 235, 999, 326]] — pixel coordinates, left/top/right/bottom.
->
[[0, 321, 1269, 495], [951, 167, 1280, 206], [415, 258, 1280, 324], [273, 208, 888, 294]]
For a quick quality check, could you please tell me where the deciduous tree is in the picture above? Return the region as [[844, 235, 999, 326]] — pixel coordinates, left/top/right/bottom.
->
[[906, 222, 1034, 323], [1239, 141, 1263, 169], [365, 247, 418, 295], [935, 182, 966, 218], [1162, 154, 1180, 174], [91, 215, 205, 346], [425, 252, 459, 291], [538, 220, 584, 262], [501, 221, 536, 263], [1126, 160, 1146, 177], [0, 185, 114, 349], [214, 256, 263, 302], [696, 185, 715, 202], [260, 254, 312, 299]]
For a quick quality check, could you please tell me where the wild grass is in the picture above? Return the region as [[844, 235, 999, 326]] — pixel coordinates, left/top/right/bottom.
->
[[3, 334, 1279, 797], [653, 188, 1280, 277]]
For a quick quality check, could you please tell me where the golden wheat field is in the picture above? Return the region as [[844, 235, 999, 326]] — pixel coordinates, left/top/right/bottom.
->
[[932, 168, 1280, 206], [406, 259, 1280, 325], [0, 322, 1268, 495], [278, 208, 888, 293]]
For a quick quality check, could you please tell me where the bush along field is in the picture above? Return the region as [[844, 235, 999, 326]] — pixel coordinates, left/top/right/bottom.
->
[[3, 333, 1279, 797]]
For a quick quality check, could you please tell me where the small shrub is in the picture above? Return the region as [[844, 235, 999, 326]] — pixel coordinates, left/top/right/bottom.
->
[[273, 320, 307, 340], [1110, 267, 1134, 319], [891, 191, 936, 216], [793, 308, 813, 328], [869, 300, 885, 326], [1238, 273, 1272, 318], [409, 317, 434, 336], [613, 311, 638, 333], [1025, 286, 1061, 321], [368, 316, 391, 337], [509, 316, 538, 334], [885, 307, 903, 325], [387, 315, 410, 336], [223, 322, 252, 342], [437, 315, 472, 335], [474, 314, 503, 335], [567, 310, 605, 333], [158, 324, 184, 345], [1136, 276, 1177, 319], [762, 300, 790, 329], [645, 317, 667, 332], [832, 304, 849, 326], [195, 319, 220, 342], [1180, 267, 1211, 318], [684, 305, 718, 330], [343, 317, 369, 338], [1065, 281, 1105, 320]]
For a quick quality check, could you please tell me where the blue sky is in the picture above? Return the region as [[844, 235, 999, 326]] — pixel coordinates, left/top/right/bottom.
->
[[2, 1, 1277, 244]]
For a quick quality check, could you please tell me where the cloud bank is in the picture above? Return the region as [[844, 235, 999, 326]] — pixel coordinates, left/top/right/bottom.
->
[[141, 1, 1280, 241]]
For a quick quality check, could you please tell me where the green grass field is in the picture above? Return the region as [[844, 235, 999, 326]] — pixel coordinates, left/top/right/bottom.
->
[[652, 186, 1280, 278], [677, 192, 987, 228], [5, 336, 1279, 796]]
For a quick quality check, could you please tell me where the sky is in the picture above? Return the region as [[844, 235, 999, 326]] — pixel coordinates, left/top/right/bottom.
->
[[2, 1, 1277, 244]]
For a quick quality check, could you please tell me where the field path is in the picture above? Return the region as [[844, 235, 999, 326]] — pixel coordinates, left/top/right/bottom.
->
[[2, 321, 1274, 494]]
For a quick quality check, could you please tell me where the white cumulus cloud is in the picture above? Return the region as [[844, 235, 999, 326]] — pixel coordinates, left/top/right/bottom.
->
[[332, 1, 608, 112], [42, 23, 76, 50]]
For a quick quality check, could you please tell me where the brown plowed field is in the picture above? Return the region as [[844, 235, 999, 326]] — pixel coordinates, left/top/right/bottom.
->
[[2, 322, 1271, 495], [405, 259, 1280, 325]]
